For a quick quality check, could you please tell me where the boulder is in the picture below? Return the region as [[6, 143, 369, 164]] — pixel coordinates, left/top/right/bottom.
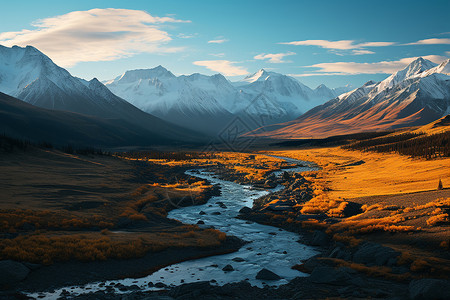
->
[[232, 257, 245, 262], [328, 246, 352, 261], [353, 242, 400, 266], [222, 264, 234, 272], [409, 278, 450, 300], [0, 260, 30, 285], [255, 268, 281, 280], [264, 179, 277, 188], [216, 201, 227, 209], [168, 281, 212, 298], [310, 266, 352, 285], [154, 282, 167, 288], [301, 256, 321, 273], [310, 230, 330, 247], [239, 207, 252, 214]]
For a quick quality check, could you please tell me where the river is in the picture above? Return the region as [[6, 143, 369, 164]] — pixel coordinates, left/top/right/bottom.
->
[[28, 158, 318, 299]]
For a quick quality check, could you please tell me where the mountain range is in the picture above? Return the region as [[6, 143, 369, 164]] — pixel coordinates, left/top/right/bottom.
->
[[105, 67, 350, 134], [0, 45, 205, 146], [246, 57, 450, 139], [0, 44, 448, 145]]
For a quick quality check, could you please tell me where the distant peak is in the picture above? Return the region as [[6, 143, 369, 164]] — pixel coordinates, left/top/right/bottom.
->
[[363, 80, 376, 87], [117, 66, 175, 82], [153, 65, 168, 71], [315, 83, 328, 90], [242, 68, 277, 83], [89, 77, 102, 85]]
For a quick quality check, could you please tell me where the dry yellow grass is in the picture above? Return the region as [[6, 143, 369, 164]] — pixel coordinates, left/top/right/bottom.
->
[[265, 147, 449, 199], [123, 152, 290, 183], [0, 226, 226, 265]]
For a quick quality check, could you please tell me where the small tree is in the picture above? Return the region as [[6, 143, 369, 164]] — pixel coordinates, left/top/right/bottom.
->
[[437, 179, 443, 190]]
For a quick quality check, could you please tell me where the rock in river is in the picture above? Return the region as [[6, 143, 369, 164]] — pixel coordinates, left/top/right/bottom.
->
[[256, 268, 281, 280], [222, 265, 234, 272]]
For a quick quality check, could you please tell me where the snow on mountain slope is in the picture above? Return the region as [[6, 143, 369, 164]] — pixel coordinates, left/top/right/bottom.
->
[[105, 67, 236, 134], [105, 67, 349, 133], [246, 57, 450, 139], [0, 45, 204, 143]]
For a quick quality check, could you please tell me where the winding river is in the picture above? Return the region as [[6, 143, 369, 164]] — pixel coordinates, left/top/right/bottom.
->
[[29, 158, 318, 299]]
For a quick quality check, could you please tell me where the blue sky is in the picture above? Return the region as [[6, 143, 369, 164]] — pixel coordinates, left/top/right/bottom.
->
[[0, 0, 449, 88]]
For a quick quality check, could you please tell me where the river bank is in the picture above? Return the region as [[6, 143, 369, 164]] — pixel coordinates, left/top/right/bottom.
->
[[63, 151, 450, 300], [0, 149, 247, 297]]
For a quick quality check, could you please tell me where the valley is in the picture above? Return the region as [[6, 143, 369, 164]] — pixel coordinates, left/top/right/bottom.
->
[[1, 121, 449, 299], [0, 10, 449, 298]]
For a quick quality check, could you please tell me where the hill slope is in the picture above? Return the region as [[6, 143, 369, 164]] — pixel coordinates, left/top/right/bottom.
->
[[0, 45, 203, 144], [246, 58, 450, 139], [0, 92, 193, 147]]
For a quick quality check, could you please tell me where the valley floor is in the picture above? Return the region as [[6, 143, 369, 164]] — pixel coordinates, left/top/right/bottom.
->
[[256, 147, 450, 277], [0, 147, 242, 293], [1, 143, 449, 299]]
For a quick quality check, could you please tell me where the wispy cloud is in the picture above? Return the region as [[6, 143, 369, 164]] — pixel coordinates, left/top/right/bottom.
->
[[208, 39, 228, 44], [351, 50, 375, 55], [254, 51, 295, 63], [292, 55, 448, 76], [406, 38, 450, 45], [280, 39, 395, 50], [193, 60, 248, 76], [210, 53, 226, 57], [177, 33, 198, 39], [0, 8, 189, 67]]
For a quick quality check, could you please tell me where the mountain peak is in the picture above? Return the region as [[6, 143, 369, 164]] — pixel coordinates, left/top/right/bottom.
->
[[376, 57, 437, 93], [241, 69, 276, 83], [117, 66, 175, 83], [315, 83, 329, 90], [363, 80, 377, 87], [404, 57, 436, 74]]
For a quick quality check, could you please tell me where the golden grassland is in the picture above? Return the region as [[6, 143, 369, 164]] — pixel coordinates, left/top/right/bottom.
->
[[119, 151, 291, 183], [265, 147, 449, 199], [261, 146, 450, 275], [1, 226, 226, 265], [0, 148, 230, 265], [0, 148, 289, 265]]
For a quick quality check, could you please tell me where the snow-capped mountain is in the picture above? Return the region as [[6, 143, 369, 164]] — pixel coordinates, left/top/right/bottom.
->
[[246, 57, 450, 139], [105, 67, 236, 134], [0, 45, 204, 144], [105, 67, 348, 134]]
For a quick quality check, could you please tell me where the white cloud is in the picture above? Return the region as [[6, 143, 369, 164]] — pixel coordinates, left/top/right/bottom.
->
[[208, 39, 228, 44], [254, 51, 295, 63], [295, 55, 448, 76], [193, 60, 248, 76], [446, 51, 450, 56], [351, 50, 375, 55], [280, 39, 395, 50], [0, 8, 190, 67], [177, 33, 198, 39], [210, 53, 225, 57], [406, 38, 450, 45]]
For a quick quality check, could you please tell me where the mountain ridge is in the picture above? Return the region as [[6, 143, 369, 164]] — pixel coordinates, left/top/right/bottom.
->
[[245, 57, 450, 139], [105, 66, 351, 134], [0, 45, 205, 144]]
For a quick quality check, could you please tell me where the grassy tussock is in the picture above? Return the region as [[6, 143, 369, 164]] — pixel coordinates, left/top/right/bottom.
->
[[320, 257, 412, 281], [0, 226, 227, 265]]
